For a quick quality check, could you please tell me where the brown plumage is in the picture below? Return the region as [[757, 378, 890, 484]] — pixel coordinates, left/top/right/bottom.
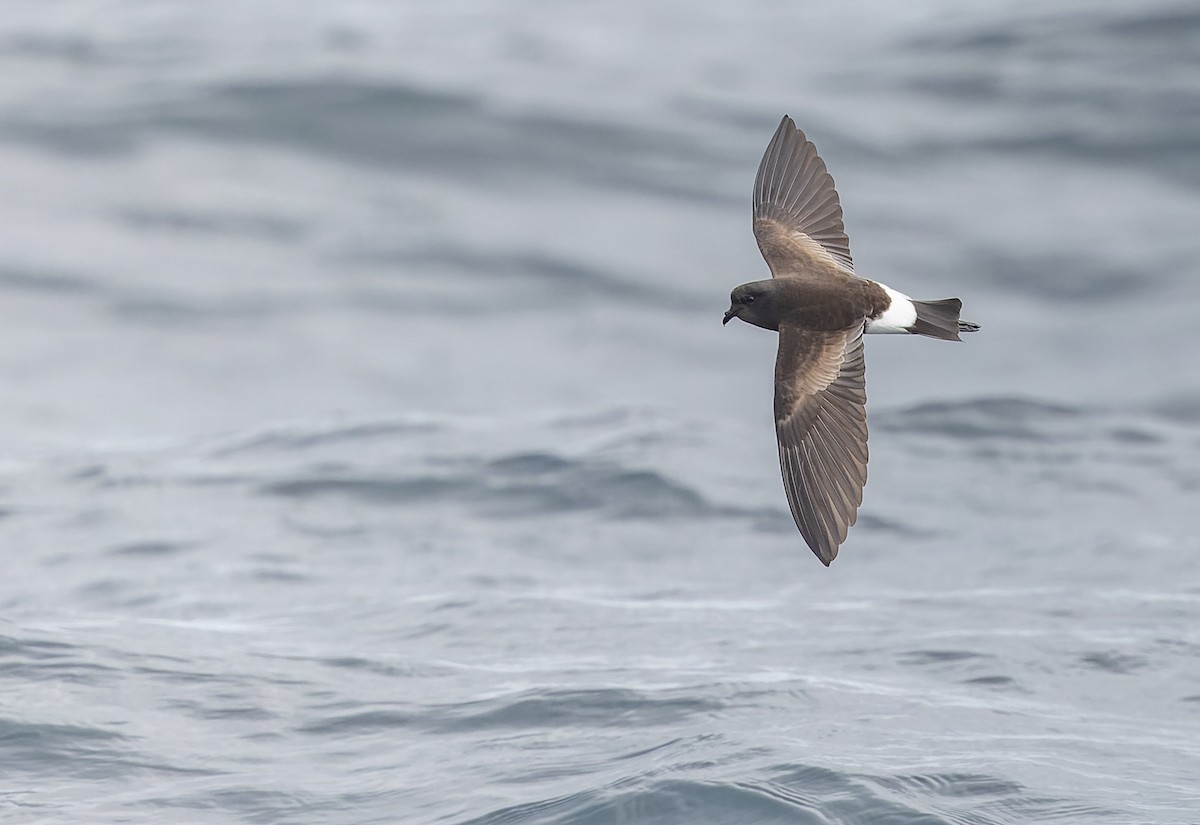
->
[[724, 116, 979, 565]]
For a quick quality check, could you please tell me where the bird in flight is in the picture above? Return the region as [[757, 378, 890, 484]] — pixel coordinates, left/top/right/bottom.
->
[[723, 115, 978, 566]]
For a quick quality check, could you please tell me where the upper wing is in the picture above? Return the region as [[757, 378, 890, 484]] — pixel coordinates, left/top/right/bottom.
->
[[774, 322, 868, 565], [753, 115, 854, 277]]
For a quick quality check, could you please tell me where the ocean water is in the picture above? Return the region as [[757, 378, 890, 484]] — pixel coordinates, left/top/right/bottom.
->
[[1, 1, 1199, 822]]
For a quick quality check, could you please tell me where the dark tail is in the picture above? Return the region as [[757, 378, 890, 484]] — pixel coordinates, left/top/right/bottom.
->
[[910, 298, 980, 342]]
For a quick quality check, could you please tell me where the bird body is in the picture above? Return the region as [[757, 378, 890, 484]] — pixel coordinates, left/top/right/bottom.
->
[[723, 116, 978, 565]]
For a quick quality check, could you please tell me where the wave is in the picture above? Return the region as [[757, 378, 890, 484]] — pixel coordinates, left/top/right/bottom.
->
[[332, 245, 687, 307], [900, 5, 1200, 189], [300, 687, 723, 738], [1, 77, 730, 204], [257, 449, 774, 523], [874, 397, 1084, 442], [457, 764, 1115, 825], [213, 419, 444, 456], [874, 396, 1196, 480]]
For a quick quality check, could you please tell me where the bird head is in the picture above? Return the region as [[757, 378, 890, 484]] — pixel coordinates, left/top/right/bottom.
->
[[723, 280, 780, 331]]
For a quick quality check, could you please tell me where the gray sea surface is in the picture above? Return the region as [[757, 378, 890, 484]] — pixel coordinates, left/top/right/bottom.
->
[[2, 1, 1199, 823]]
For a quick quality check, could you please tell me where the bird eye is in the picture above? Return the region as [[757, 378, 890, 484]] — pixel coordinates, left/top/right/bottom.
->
[[744, 295, 755, 304]]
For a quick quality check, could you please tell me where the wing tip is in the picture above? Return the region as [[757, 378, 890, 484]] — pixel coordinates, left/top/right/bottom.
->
[[776, 114, 801, 138], [804, 530, 839, 567], [797, 522, 836, 567], [794, 504, 844, 567]]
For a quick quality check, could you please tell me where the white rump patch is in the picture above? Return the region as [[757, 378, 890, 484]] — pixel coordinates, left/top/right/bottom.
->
[[865, 284, 917, 334]]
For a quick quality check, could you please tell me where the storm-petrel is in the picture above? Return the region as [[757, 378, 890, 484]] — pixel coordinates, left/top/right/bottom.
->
[[723, 115, 979, 565]]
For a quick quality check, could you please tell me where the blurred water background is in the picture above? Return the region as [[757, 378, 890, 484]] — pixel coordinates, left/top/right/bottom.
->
[[1, 1, 1199, 823]]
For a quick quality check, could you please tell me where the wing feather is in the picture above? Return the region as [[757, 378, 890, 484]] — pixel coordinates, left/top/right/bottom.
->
[[773, 323, 869, 565], [753, 116, 854, 278]]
